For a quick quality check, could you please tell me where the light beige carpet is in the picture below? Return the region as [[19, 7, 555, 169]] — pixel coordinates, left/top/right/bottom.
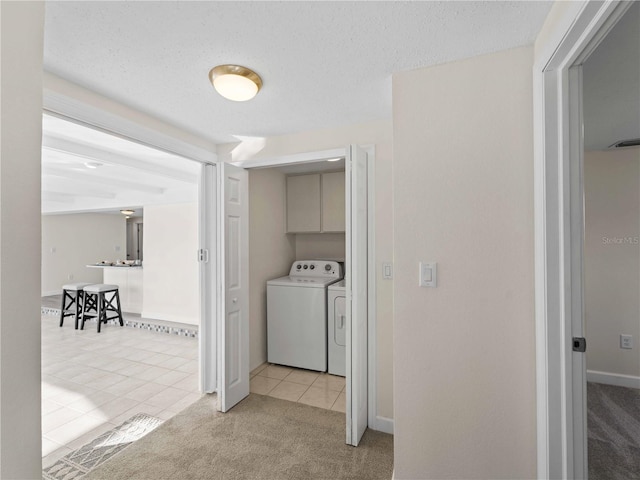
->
[[85, 393, 394, 480]]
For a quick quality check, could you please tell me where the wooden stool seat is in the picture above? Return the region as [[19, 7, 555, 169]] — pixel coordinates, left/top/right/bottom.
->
[[81, 284, 124, 333], [60, 283, 94, 329]]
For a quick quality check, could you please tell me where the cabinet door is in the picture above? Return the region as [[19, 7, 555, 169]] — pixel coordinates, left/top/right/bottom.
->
[[321, 171, 346, 232], [287, 174, 321, 232]]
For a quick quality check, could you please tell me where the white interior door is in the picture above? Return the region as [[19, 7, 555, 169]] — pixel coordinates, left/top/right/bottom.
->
[[345, 144, 368, 446], [199, 163, 217, 393], [217, 162, 249, 412]]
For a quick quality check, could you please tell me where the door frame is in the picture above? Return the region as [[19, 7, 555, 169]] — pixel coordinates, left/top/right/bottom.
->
[[229, 146, 385, 433], [43, 91, 219, 395], [534, 1, 632, 478]]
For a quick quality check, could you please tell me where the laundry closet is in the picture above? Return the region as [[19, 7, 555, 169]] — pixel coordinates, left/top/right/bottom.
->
[[247, 159, 347, 381]]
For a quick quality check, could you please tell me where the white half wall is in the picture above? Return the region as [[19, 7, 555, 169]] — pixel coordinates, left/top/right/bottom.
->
[[392, 46, 536, 479], [41, 213, 126, 295], [248, 169, 296, 370], [0, 2, 45, 477], [142, 202, 199, 325], [584, 148, 640, 378]]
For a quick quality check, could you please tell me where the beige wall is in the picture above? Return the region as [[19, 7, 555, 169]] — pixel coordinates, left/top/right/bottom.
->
[[142, 202, 199, 325], [248, 168, 296, 370], [584, 148, 640, 377], [392, 46, 536, 479], [0, 2, 44, 477], [221, 119, 395, 421], [295, 233, 345, 260], [41, 213, 126, 294]]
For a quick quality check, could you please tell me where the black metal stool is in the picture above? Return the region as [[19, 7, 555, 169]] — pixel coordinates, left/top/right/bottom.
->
[[80, 284, 124, 333], [60, 283, 93, 329]]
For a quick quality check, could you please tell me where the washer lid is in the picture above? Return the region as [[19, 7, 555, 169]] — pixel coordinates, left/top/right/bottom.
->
[[328, 279, 346, 292], [267, 276, 340, 288]]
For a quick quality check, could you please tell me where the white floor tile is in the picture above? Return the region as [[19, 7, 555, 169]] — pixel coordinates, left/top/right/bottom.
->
[[41, 312, 199, 460], [45, 415, 107, 445], [154, 369, 191, 387], [124, 382, 169, 402], [145, 386, 193, 409]]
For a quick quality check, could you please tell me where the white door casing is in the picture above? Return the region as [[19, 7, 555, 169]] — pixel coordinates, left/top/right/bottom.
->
[[534, 1, 633, 477], [345, 144, 368, 446], [199, 163, 217, 393], [217, 162, 250, 412]]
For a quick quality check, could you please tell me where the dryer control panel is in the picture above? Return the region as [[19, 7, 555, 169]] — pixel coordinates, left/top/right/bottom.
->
[[289, 260, 343, 279]]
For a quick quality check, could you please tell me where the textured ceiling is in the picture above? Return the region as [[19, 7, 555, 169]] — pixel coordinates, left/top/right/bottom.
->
[[44, 1, 553, 144], [583, 2, 640, 151]]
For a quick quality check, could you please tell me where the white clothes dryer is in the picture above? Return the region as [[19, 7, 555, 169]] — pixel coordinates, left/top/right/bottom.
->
[[328, 280, 346, 377], [267, 260, 343, 372]]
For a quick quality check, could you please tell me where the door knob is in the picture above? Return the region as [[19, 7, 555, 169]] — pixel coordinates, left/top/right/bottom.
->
[[232, 298, 238, 303]]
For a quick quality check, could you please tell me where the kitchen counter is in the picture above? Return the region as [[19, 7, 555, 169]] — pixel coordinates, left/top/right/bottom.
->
[[86, 265, 143, 313], [86, 264, 143, 269]]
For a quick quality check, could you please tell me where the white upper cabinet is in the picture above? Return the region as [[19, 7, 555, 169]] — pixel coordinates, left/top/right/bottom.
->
[[286, 172, 345, 233], [286, 174, 321, 232], [321, 171, 346, 232]]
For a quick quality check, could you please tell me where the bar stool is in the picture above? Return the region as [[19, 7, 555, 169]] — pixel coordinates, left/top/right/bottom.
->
[[81, 284, 124, 333], [60, 283, 93, 329]]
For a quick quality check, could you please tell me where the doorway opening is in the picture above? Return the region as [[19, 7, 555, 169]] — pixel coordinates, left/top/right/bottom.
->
[[213, 145, 375, 446], [581, 3, 640, 478], [535, 1, 637, 477], [40, 112, 204, 467], [247, 158, 348, 413]]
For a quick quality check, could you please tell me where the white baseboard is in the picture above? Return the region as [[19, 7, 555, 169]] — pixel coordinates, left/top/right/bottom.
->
[[587, 370, 640, 389], [141, 311, 199, 326], [42, 290, 61, 297], [370, 415, 394, 435]]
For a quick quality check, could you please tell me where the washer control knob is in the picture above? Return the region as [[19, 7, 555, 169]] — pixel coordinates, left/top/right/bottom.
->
[[303, 264, 308, 269], [325, 264, 332, 271], [310, 265, 315, 270], [296, 264, 302, 270]]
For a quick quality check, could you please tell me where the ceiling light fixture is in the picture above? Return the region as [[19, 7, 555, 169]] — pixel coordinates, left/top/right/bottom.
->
[[209, 65, 262, 102], [120, 209, 135, 218], [326, 157, 342, 162], [84, 162, 103, 169]]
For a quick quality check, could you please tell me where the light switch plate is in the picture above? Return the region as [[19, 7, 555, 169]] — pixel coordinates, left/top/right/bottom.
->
[[419, 262, 437, 287]]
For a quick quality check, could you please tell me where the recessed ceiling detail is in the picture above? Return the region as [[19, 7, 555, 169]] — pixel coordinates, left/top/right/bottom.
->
[[41, 114, 200, 215]]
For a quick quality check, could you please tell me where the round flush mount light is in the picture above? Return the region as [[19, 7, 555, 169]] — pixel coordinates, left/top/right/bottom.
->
[[85, 162, 103, 169], [120, 209, 135, 218], [326, 157, 343, 162], [209, 65, 262, 102]]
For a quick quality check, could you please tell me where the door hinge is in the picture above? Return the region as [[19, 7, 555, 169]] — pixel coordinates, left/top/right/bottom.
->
[[572, 337, 587, 353], [198, 249, 209, 263]]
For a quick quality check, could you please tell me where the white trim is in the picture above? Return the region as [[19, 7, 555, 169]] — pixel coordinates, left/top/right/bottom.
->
[[534, 1, 633, 478], [41, 290, 61, 297], [587, 371, 640, 389], [230, 148, 346, 170], [43, 79, 217, 164], [372, 415, 394, 435], [139, 311, 198, 325], [232, 145, 384, 433], [199, 164, 217, 394]]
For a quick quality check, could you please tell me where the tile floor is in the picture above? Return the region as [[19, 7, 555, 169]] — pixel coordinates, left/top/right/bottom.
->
[[41, 315, 200, 468], [250, 363, 346, 412]]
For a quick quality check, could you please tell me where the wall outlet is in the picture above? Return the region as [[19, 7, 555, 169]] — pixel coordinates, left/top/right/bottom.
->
[[620, 334, 633, 349]]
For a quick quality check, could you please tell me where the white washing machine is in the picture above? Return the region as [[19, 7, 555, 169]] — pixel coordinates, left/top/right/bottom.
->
[[328, 280, 346, 377], [267, 260, 343, 372]]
